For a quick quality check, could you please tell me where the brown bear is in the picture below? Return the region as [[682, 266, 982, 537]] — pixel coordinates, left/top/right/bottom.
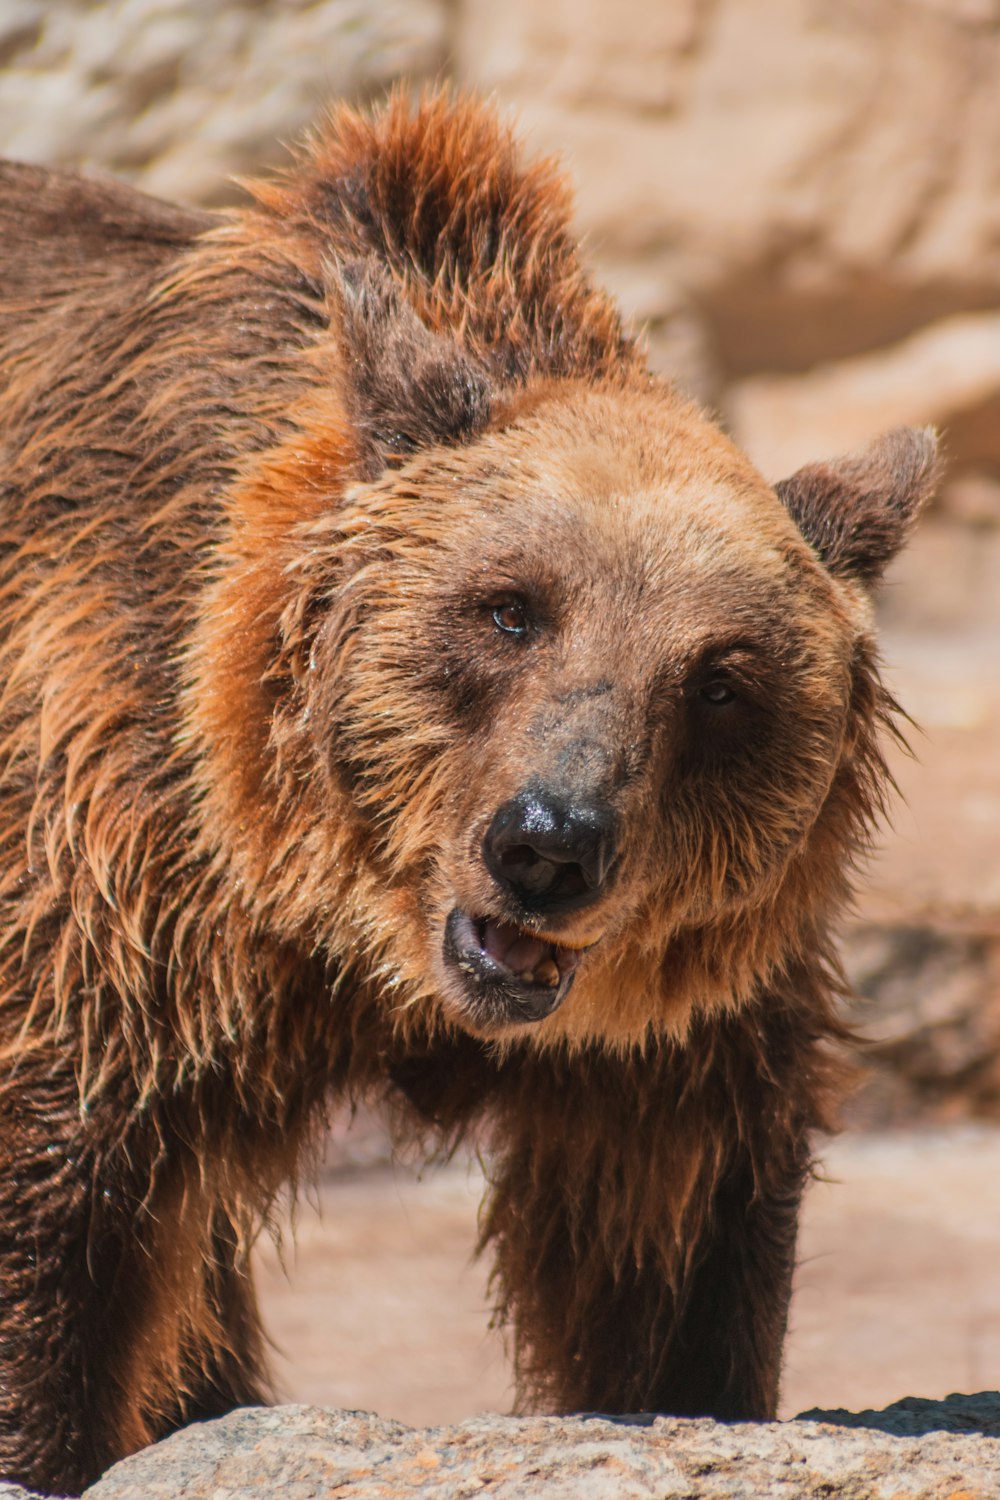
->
[[0, 89, 936, 1495]]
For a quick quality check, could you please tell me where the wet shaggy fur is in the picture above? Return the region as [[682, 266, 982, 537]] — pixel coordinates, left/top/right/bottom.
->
[[0, 93, 937, 1494]]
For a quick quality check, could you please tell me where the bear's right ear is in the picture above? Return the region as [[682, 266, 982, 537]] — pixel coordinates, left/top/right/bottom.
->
[[333, 259, 495, 479], [774, 427, 940, 587]]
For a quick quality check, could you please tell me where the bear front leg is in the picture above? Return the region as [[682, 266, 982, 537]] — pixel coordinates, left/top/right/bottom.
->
[[481, 1003, 837, 1421], [0, 1060, 271, 1495], [0, 1054, 148, 1495], [174, 1207, 272, 1428]]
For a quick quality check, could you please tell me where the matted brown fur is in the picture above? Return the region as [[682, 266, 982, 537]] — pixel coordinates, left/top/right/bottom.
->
[[0, 91, 936, 1494]]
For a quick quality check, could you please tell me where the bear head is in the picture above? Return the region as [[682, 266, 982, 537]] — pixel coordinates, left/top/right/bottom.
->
[[184, 94, 938, 1050]]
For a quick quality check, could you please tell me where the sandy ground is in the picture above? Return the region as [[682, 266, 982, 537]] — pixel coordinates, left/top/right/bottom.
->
[[254, 1125, 1000, 1426]]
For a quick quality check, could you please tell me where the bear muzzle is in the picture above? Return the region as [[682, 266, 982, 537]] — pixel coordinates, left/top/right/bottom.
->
[[437, 786, 617, 1028]]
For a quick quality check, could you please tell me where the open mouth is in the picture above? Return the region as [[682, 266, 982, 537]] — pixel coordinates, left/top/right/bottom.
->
[[443, 908, 590, 1027]]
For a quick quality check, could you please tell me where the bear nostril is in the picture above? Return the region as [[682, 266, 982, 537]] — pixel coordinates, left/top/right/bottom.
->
[[483, 788, 617, 913], [498, 845, 560, 896], [497, 845, 591, 900]]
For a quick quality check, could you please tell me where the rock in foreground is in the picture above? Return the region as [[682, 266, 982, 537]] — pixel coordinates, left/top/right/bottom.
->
[[83, 1396, 1000, 1499]]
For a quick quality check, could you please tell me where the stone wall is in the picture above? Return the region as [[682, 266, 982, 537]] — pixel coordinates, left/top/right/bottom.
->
[[0, 1, 446, 202], [3, 0, 1000, 491]]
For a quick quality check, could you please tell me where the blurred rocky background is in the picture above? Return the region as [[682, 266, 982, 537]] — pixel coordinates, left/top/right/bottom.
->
[[2, 0, 999, 1448]]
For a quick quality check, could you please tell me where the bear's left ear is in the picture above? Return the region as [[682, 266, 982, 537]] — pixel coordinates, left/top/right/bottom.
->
[[774, 427, 940, 587], [333, 259, 495, 480]]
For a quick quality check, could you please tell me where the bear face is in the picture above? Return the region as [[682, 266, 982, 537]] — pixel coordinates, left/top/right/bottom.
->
[[226, 376, 933, 1049]]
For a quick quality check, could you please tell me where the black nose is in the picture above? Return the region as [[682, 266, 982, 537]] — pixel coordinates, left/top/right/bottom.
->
[[483, 787, 617, 914]]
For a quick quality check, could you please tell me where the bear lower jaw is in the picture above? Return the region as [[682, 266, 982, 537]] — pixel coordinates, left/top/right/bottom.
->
[[442, 907, 584, 1028]]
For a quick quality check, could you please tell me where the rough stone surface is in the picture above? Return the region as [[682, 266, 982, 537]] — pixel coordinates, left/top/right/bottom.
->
[[838, 520, 1000, 1125], [453, 0, 1000, 472], [482, 1, 1000, 330], [845, 925, 1000, 1122], [799, 1390, 1000, 1436], [81, 1399, 1000, 1499], [4, 1, 1000, 471], [0, 0, 446, 203], [728, 311, 1000, 483]]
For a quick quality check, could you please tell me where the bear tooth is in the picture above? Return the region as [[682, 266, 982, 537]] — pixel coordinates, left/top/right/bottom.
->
[[518, 969, 535, 984], [535, 958, 560, 986]]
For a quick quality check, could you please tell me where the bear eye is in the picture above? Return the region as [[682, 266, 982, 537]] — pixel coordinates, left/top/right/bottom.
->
[[492, 599, 529, 637], [700, 678, 737, 707]]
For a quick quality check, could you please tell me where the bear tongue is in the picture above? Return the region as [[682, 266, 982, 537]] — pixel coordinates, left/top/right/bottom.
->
[[504, 933, 551, 974], [481, 919, 548, 973]]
